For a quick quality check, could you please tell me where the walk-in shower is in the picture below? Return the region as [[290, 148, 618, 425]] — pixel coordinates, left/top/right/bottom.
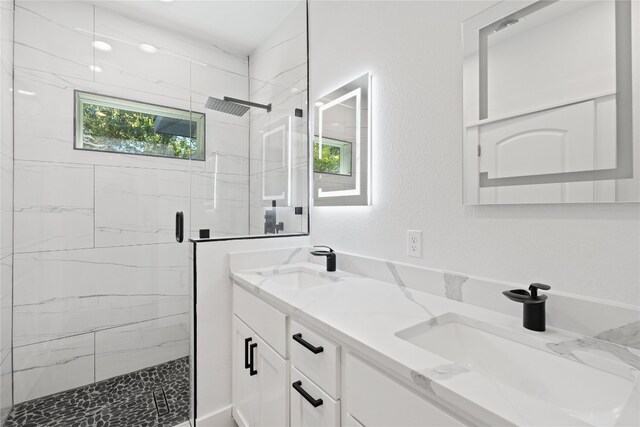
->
[[0, 0, 309, 425]]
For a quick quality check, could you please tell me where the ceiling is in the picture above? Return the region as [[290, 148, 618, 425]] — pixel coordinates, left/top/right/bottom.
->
[[93, 0, 301, 56]]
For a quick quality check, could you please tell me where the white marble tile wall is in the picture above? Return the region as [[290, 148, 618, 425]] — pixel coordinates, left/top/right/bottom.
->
[[248, 1, 308, 235], [13, 242, 190, 347], [0, 0, 13, 421], [11, 0, 250, 402], [94, 313, 189, 382], [94, 166, 190, 247], [14, 334, 94, 403], [14, 160, 94, 253]]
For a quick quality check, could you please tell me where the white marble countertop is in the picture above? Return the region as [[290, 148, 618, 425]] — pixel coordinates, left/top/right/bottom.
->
[[231, 262, 640, 427]]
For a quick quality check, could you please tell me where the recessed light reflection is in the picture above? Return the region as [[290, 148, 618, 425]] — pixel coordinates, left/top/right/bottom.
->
[[314, 101, 324, 107], [89, 65, 102, 72], [95, 111, 107, 117], [139, 44, 157, 53], [92, 41, 112, 52], [159, 0, 174, 2], [17, 89, 35, 96], [290, 87, 300, 93]]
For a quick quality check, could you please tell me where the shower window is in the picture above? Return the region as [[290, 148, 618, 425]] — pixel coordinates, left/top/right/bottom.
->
[[75, 91, 205, 160], [313, 136, 352, 176]]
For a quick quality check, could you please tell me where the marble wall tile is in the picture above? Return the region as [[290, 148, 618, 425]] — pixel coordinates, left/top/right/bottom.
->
[[94, 166, 189, 247], [0, 351, 11, 425], [190, 169, 249, 238], [1, 0, 13, 420], [14, 334, 94, 403], [13, 243, 190, 347], [14, 1, 94, 81], [13, 65, 200, 171], [95, 313, 189, 381], [14, 160, 94, 253], [0, 256, 11, 364]]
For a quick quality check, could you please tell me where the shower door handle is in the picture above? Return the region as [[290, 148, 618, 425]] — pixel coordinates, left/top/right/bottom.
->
[[175, 211, 184, 243]]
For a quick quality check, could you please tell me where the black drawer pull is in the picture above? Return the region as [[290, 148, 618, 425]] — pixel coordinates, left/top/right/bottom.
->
[[292, 333, 324, 354], [249, 343, 258, 376], [292, 380, 323, 407], [244, 337, 252, 369]]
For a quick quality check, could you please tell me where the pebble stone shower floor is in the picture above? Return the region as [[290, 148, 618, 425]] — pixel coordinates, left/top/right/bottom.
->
[[5, 357, 190, 427]]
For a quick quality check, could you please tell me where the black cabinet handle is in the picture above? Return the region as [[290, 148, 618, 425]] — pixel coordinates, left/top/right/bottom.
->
[[175, 211, 184, 243], [292, 333, 324, 354], [292, 380, 323, 407], [244, 337, 252, 369], [249, 343, 258, 376]]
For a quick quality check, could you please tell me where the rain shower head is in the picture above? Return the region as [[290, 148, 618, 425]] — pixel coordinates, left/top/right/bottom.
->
[[205, 97, 250, 117], [205, 96, 272, 117]]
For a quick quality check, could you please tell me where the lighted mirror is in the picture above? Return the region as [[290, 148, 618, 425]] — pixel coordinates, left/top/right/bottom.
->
[[313, 73, 371, 206], [463, 0, 639, 204]]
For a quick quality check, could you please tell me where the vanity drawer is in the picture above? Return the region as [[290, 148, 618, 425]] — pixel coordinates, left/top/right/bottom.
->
[[290, 320, 340, 398], [345, 352, 465, 427], [290, 367, 340, 427], [233, 284, 287, 358]]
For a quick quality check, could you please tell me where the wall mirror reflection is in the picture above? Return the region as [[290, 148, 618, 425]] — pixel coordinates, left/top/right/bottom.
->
[[313, 136, 352, 176], [313, 73, 371, 206], [463, 0, 639, 204], [262, 117, 291, 204]]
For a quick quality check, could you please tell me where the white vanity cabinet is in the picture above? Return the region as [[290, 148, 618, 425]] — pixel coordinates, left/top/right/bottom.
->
[[232, 282, 466, 427], [343, 352, 465, 427], [232, 286, 289, 427]]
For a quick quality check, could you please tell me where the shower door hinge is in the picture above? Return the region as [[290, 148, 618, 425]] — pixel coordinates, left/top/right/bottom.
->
[[477, 145, 482, 157]]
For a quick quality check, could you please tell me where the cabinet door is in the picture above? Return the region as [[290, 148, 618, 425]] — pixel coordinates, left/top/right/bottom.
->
[[345, 352, 465, 427], [290, 367, 340, 427], [233, 316, 257, 427], [255, 334, 289, 427]]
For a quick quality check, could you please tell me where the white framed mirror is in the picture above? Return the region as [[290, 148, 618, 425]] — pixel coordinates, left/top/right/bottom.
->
[[313, 73, 371, 206], [463, 0, 639, 204]]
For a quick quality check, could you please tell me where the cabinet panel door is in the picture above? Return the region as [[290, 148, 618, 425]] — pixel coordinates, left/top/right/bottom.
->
[[232, 316, 257, 427], [290, 367, 340, 427], [255, 334, 289, 427], [345, 352, 465, 427]]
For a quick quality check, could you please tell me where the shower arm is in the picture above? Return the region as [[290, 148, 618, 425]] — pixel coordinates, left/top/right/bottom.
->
[[224, 96, 272, 113]]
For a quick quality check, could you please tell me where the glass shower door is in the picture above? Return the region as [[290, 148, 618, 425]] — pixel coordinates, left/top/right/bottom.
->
[[8, 2, 195, 426]]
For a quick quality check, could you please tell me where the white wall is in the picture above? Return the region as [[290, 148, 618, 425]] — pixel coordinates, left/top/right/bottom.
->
[[308, 1, 640, 306]]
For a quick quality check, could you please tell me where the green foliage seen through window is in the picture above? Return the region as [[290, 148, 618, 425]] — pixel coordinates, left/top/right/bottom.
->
[[81, 102, 203, 160]]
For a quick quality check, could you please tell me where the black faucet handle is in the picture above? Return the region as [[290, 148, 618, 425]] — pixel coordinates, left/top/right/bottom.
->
[[529, 283, 550, 298]]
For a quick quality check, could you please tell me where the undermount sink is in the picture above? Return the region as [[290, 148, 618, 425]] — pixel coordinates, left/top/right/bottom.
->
[[263, 269, 331, 290], [395, 313, 638, 426]]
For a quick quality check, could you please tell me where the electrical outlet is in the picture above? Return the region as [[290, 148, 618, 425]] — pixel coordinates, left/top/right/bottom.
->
[[407, 230, 422, 258]]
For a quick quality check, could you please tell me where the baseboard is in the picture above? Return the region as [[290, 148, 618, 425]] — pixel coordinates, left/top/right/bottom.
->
[[197, 405, 235, 427]]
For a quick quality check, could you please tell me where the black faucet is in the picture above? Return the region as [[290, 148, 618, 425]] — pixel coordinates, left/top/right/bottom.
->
[[310, 246, 336, 272], [503, 283, 551, 332]]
